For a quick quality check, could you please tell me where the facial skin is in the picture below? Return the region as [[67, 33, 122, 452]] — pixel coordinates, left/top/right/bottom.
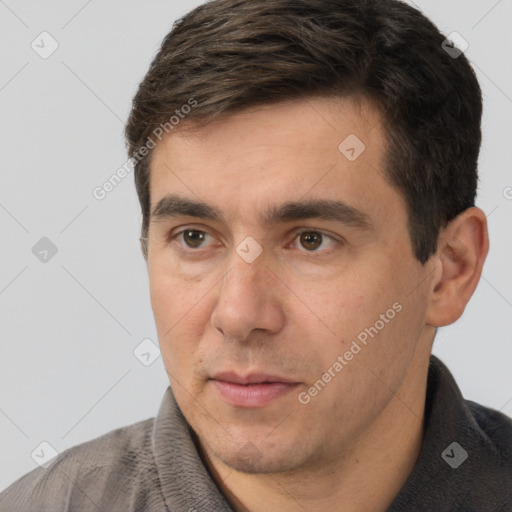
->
[[146, 96, 488, 512]]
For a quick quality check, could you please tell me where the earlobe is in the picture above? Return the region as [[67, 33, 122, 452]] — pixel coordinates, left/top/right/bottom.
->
[[425, 207, 489, 327]]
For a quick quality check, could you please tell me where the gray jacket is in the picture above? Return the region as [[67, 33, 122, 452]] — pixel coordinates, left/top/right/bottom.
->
[[1, 355, 511, 511]]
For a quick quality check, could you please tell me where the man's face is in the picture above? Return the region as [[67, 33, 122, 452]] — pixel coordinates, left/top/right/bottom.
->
[[147, 97, 435, 474]]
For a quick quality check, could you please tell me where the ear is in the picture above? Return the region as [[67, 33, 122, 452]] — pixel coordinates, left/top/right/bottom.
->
[[425, 207, 489, 327]]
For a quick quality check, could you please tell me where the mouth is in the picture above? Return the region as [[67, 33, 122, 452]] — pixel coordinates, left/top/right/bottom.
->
[[209, 371, 301, 408]]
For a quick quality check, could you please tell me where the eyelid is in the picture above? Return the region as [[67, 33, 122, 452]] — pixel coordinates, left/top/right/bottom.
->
[[289, 227, 341, 240]]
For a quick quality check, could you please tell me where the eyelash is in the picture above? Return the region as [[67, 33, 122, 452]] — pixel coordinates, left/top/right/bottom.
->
[[168, 227, 342, 257]]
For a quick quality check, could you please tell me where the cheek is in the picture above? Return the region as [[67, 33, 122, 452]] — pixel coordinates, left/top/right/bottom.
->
[[148, 261, 217, 365], [149, 255, 214, 321], [294, 272, 381, 342], [292, 261, 416, 372]]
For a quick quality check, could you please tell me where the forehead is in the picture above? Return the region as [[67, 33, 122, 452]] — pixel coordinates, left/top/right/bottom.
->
[[148, 96, 404, 229]]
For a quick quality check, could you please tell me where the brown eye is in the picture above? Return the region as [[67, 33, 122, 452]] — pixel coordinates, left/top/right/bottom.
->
[[182, 230, 206, 248], [299, 231, 323, 251]]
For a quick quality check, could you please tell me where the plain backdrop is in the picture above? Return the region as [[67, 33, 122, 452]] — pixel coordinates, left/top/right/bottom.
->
[[1, 0, 511, 492]]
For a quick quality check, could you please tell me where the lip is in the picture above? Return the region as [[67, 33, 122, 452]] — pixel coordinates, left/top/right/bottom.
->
[[211, 371, 298, 385], [210, 371, 300, 408]]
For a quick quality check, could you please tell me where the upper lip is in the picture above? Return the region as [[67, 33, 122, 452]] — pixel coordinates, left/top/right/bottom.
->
[[211, 371, 299, 385]]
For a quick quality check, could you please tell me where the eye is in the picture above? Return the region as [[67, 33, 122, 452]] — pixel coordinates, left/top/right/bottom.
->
[[172, 229, 216, 250], [290, 230, 338, 253]]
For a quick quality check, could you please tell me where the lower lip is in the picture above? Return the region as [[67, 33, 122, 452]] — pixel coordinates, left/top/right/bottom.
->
[[211, 380, 300, 408]]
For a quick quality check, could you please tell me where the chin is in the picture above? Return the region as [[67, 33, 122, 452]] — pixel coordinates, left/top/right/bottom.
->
[[207, 434, 311, 475], [219, 450, 298, 475]]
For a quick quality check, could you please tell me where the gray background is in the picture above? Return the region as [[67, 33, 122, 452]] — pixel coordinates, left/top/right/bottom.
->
[[1, 0, 511, 491]]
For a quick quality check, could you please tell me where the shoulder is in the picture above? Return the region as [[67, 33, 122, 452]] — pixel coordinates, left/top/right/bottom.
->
[[465, 399, 512, 460], [0, 417, 159, 512], [464, 399, 512, 508]]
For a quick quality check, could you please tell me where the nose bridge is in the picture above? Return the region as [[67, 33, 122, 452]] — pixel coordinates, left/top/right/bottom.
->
[[211, 248, 283, 340], [224, 231, 270, 288], [220, 250, 268, 307]]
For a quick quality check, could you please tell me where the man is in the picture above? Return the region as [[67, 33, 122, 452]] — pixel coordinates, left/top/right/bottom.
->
[[1, 0, 511, 510]]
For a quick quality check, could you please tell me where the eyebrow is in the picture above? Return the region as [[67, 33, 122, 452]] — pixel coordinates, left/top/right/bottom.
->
[[151, 194, 373, 230]]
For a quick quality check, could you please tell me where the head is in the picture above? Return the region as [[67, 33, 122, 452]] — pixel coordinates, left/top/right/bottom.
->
[[125, 0, 488, 475]]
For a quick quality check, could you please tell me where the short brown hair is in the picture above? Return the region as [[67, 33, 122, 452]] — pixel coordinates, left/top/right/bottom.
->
[[125, 0, 483, 264]]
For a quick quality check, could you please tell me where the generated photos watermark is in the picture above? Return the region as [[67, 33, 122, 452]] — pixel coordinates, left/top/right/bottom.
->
[[298, 302, 403, 405], [92, 98, 198, 201]]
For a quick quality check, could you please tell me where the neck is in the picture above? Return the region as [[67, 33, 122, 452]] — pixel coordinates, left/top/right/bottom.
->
[[199, 347, 431, 512]]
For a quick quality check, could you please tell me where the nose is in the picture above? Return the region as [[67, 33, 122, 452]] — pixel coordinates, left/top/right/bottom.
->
[[210, 254, 285, 342]]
